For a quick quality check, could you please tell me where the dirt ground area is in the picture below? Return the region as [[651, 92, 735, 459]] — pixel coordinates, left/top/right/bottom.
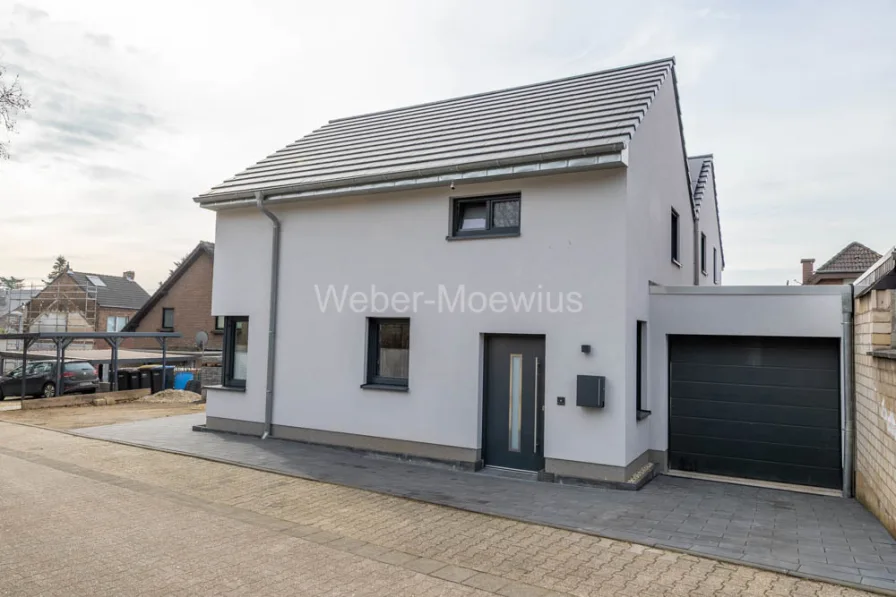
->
[[0, 401, 204, 430]]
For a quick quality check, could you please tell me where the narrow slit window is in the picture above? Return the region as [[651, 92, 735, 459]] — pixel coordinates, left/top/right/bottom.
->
[[508, 354, 523, 452], [700, 233, 707, 275], [671, 208, 680, 264]]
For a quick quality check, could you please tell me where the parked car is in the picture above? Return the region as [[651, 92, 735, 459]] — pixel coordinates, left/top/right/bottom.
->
[[0, 361, 99, 399]]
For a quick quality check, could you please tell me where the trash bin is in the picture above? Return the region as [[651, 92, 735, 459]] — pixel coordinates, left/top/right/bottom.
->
[[139, 369, 152, 389], [150, 366, 175, 393], [173, 371, 194, 390], [116, 368, 136, 390]]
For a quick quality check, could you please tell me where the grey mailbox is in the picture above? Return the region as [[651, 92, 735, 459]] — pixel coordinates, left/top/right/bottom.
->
[[576, 375, 606, 408]]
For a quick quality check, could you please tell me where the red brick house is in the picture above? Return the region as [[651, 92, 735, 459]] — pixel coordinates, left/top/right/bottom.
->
[[801, 242, 882, 286], [123, 242, 220, 352], [23, 270, 150, 348]]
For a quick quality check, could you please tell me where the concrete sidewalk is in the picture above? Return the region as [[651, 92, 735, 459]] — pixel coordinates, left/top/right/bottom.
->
[[77, 413, 896, 593]]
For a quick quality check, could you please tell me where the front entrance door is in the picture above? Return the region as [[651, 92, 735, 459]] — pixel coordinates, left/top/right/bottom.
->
[[483, 335, 545, 471]]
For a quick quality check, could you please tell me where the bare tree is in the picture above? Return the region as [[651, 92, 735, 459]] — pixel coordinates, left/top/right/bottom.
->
[[0, 61, 31, 160]]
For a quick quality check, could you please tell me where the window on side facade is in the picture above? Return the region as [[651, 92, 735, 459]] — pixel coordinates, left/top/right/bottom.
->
[[162, 308, 175, 330], [365, 318, 410, 389], [713, 249, 719, 284], [670, 208, 680, 265], [450, 193, 520, 239], [223, 316, 249, 388], [214, 316, 225, 332], [700, 233, 707, 275], [106, 315, 128, 332]]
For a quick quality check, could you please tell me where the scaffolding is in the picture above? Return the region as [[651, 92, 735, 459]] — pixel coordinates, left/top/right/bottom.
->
[[0, 281, 100, 369]]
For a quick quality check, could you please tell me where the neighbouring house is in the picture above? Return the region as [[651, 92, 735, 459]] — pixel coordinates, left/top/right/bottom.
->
[[853, 249, 896, 534], [193, 57, 731, 486], [23, 270, 150, 349], [123, 241, 219, 352], [801, 241, 882, 285]]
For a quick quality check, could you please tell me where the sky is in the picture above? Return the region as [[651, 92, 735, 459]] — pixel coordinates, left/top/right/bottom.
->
[[0, 0, 894, 290]]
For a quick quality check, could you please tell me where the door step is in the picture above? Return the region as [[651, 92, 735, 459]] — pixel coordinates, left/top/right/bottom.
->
[[480, 465, 539, 482]]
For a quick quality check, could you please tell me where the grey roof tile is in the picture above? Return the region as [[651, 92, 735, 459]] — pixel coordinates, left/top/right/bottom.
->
[[197, 58, 677, 201], [68, 271, 150, 310], [816, 242, 882, 274]]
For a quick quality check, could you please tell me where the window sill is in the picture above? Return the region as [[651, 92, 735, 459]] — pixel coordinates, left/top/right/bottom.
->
[[159, 327, 174, 332], [636, 409, 652, 421], [701, 270, 707, 276], [870, 349, 896, 361], [671, 259, 682, 268], [360, 383, 409, 393], [205, 384, 246, 393], [211, 330, 224, 335], [446, 231, 520, 242]]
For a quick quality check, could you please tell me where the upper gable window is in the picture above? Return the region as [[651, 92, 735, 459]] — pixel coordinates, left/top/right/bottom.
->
[[450, 194, 520, 240], [700, 233, 707, 275], [670, 208, 680, 265]]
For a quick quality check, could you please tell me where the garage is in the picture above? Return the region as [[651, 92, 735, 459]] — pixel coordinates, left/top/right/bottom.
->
[[669, 335, 842, 490]]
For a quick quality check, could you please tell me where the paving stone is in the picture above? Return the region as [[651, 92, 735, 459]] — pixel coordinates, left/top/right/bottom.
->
[[404, 558, 448, 575], [69, 413, 896, 590], [462, 572, 511, 592], [430, 565, 477, 583]]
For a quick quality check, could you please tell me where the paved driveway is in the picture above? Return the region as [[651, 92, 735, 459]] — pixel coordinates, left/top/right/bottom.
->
[[74, 413, 896, 593], [0, 421, 876, 597]]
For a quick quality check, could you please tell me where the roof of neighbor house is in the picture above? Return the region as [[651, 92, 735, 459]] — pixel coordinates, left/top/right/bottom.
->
[[195, 57, 684, 204], [123, 241, 214, 331], [687, 154, 724, 266], [815, 242, 882, 275], [67, 271, 151, 310]]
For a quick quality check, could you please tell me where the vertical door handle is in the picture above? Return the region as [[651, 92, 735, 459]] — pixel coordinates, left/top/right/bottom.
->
[[533, 357, 539, 453]]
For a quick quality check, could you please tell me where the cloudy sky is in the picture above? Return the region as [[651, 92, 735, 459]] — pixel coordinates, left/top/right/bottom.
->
[[0, 0, 893, 290]]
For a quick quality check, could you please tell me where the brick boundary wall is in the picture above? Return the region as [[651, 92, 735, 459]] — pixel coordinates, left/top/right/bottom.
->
[[855, 289, 896, 536]]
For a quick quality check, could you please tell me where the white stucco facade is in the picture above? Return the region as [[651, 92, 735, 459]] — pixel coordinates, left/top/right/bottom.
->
[[203, 65, 730, 481]]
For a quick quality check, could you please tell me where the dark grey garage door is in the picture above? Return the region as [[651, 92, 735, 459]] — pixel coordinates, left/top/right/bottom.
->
[[669, 335, 841, 489]]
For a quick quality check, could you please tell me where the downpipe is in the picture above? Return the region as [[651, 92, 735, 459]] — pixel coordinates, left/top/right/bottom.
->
[[256, 191, 281, 440], [842, 285, 855, 498]]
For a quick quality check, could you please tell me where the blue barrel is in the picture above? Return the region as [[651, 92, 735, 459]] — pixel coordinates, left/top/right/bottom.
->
[[173, 371, 193, 390]]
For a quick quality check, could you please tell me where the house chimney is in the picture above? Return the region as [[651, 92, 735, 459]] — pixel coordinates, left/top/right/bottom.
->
[[800, 259, 815, 284], [123, 271, 135, 281]]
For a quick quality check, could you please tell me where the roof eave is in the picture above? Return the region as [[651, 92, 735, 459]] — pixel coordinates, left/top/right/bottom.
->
[[854, 247, 896, 297], [195, 144, 628, 210]]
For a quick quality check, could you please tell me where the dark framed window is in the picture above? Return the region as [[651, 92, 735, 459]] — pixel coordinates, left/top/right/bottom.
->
[[161, 308, 175, 330], [365, 318, 410, 388], [223, 316, 249, 388], [700, 233, 707, 275], [450, 193, 520, 239], [713, 248, 719, 284], [670, 208, 680, 264], [214, 316, 225, 331], [636, 320, 650, 420]]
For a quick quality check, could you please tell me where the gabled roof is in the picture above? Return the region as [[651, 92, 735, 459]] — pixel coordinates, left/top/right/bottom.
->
[[123, 242, 214, 331], [196, 57, 679, 205], [687, 154, 724, 267], [816, 242, 882, 274], [68, 271, 150, 309]]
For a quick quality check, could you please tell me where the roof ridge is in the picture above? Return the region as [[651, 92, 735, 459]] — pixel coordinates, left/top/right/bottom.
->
[[327, 57, 676, 125], [70, 270, 131, 280]]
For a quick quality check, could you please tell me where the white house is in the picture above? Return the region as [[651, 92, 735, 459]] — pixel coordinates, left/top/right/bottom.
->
[[195, 57, 732, 486]]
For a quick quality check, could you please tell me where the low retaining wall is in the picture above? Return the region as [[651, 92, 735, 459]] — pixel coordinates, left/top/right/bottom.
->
[[21, 388, 151, 410]]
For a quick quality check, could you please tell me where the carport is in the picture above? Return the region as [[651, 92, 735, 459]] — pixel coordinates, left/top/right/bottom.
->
[[0, 332, 182, 399], [646, 285, 853, 497]]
